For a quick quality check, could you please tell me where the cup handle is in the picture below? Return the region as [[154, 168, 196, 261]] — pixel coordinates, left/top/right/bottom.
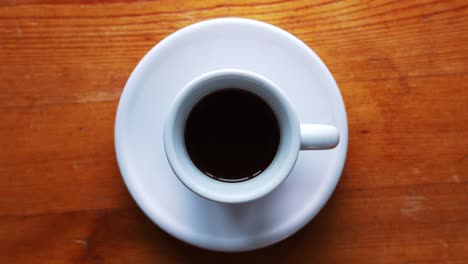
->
[[300, 124, 340, 150]]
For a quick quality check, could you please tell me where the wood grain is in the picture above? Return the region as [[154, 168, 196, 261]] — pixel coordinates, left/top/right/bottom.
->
[[0, 0, 467, 263]]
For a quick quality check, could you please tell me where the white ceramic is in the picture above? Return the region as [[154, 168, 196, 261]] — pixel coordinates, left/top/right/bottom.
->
[[164, 69, 339, 204], [115, 18, 348, 252]]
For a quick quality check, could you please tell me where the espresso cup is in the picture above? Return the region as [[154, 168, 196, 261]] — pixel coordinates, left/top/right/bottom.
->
[[164, 69, 339, 203]]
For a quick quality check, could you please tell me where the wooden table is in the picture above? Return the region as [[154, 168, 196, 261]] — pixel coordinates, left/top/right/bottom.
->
[[1, 0, 466, 263]]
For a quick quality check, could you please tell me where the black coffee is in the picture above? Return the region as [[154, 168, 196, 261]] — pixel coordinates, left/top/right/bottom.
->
[[184, 89, 280, 182]]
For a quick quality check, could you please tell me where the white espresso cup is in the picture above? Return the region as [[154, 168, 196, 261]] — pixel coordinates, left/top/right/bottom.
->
[[164, 69, 339, 204]]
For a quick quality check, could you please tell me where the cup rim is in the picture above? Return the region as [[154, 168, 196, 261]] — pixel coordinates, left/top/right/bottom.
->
[[163, 69, 301, 203]]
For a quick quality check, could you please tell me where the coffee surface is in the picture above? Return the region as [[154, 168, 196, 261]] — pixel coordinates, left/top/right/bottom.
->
[[184, 89, 280, 182]]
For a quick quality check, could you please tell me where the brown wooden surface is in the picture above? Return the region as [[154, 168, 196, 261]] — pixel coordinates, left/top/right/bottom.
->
[[1, 0, 467, 263]]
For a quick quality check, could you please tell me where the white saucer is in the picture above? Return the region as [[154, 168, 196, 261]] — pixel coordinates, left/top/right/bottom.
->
[[115, 18, 348, 252]]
